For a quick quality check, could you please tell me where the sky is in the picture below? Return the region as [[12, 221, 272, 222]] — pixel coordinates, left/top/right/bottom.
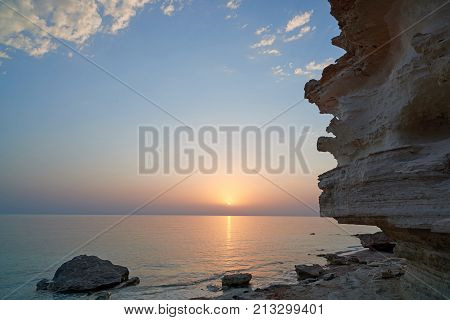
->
[[0, 0, 342, 215]]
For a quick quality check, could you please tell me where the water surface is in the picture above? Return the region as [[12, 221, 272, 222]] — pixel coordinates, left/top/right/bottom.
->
[[0, 215, 379, 299]]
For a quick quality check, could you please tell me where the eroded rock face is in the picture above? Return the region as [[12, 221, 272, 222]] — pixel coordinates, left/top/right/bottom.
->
[[305, 0, 450, 299], [355, 232, 396, 252]]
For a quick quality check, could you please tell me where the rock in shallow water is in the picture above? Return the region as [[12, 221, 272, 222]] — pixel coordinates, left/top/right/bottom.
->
[[294, 264, 324, 280], [36, 255, 139, 293], [222, 273, 252, 288]]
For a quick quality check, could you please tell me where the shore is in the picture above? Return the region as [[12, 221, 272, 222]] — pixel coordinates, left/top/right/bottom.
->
[[213, 248, 408, 300]]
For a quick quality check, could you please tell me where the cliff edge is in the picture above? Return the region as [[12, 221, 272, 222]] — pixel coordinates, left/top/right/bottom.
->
[[305, 0, 450, 299]]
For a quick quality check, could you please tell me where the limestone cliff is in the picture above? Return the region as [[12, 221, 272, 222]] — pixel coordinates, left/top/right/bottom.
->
[[305, 0, 450, 298]]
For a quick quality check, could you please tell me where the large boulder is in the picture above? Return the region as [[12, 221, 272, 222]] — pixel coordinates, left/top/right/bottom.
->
[[355, 232, 396, 253], [222, 273, 252, 288], [36, 255, 136, 293]]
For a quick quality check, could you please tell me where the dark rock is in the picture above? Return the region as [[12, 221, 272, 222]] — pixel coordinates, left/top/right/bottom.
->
[[36, 255, 132, 293], [355, 232, 396, 253], [310, 233, 316, 235], [378, 266, 405, 279], [95, 292, 112, 300], [294, 264, 324, 280], [318, 253, 362, 265], [222, 273, 252, 287], [36, 279, 51, 291], [322, 273, 336, 281]]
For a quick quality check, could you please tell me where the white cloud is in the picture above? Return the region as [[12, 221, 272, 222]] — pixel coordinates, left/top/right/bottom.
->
[[226, 0, 241, 10], [0, 51, 11, 59], [99, 0, 155, 33], [261, 48, 281, 56], [251, 34, 276, 48], [225, 12, 237, 20], [161, 3, 175, 16], [283, 25, 314, 42], [293, 58, 334, 78], [255, 25, 269, 35], [294, 67, 311, 77], [272, 65, 288, 79], [305, 58, 334, 71], [285, 10, 313, 33], [0, 0, 187, 58]]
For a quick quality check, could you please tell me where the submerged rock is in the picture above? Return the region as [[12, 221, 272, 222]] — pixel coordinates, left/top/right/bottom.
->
[[36, 255, 139, 293], [294, 264, 324, 280], [222, 273, 252, 288], [355, 232, 396, 253]]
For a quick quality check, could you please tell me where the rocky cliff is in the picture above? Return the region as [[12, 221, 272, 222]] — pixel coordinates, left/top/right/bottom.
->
[[305, 0, 450, 299]]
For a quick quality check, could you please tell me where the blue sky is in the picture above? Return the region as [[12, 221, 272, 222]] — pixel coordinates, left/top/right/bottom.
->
[[0, 0, 342, 215]]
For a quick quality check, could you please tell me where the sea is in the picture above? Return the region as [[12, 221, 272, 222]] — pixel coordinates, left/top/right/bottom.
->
[[0, 215, 379, 299]]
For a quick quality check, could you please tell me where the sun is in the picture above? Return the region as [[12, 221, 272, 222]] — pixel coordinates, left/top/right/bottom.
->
[[225, 201, 232, 206]]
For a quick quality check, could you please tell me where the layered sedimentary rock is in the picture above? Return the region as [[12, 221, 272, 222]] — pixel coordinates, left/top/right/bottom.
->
[[305, 0, 450, 298]]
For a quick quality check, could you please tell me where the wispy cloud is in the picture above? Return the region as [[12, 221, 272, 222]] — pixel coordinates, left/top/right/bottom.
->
[[282, 10, 315, 43], [283, 25, 315, 42], [221, 65, 236, 75], [293, 67, 311, 77], [0, 0, 187, 58], [255, 25, 270, 35], [251, 35, 276, 48], [285, 10, 313, 32], [261, 49, 281, 56], [294, 58, 334, 78], [161, 3, 175, 16], [226, 0, 241, 10], [0, 51, 11, 59], [305, 58, 334, 71], [225, 13, 237, 20], [272, 65, 289, 80]]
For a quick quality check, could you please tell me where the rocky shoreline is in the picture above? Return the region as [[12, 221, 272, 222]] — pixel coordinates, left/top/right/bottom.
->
[[216, 249, 406, 300], [213, 233, 412, 300]]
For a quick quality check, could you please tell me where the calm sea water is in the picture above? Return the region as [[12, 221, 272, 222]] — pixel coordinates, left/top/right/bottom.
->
[[0, 215, 378, 299]]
